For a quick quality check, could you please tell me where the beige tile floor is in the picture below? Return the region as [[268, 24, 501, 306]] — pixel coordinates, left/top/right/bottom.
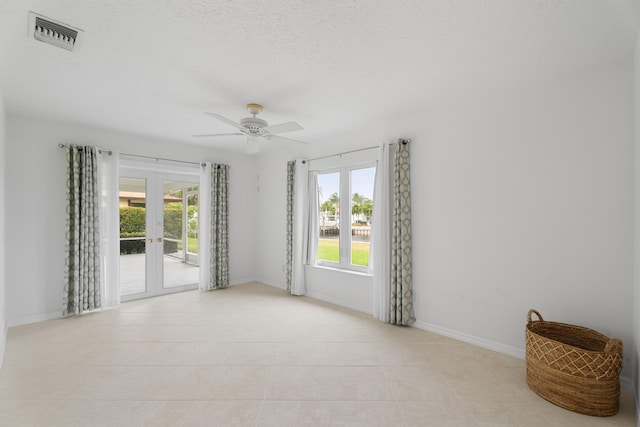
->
[[0, 282, 635, 426]]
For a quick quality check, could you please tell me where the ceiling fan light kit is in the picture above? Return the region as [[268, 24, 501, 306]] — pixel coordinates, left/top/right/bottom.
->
[[246, 136, 260, 154], [195, 103, 306, 154]]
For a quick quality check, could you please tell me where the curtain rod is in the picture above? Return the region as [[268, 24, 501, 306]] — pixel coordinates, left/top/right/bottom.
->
[[58, 143, 113, 156], [58, 143, 203, 166], [303, 138, 411, 164], [119, 152, 203, 167]]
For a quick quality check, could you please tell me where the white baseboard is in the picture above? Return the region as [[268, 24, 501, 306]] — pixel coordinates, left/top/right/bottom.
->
[[304, 290, 372, 315], [413, 320, 634, 391], [255, 278, 287, 291], [413, 320, 525, 359], [253, 277, 371, 313], [0, 314, 5, 369], [230, 277, 259, 286], [620, 376, 633, 391], [635, 383, 639, 427], [7, 279, 262, 327], [8, 311, 61, 328]]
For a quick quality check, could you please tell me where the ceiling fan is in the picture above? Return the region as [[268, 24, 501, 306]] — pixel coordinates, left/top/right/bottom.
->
[[194, 103, 306, 154]]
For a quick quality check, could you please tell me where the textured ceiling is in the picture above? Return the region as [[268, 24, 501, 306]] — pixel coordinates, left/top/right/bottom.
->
[[0, 0, 637, 155]]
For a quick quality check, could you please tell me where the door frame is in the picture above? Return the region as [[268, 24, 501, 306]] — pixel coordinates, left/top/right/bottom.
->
[[119, 162, 201, 302]]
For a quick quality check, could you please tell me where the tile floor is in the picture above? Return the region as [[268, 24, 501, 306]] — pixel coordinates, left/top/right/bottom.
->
[[0, 282, 635, 426]]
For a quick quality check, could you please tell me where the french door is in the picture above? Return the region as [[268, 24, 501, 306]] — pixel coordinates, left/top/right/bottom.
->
[[118, 167, 200, 301]]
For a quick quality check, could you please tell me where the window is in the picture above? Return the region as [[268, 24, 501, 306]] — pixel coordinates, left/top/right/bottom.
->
[[316, 164, 375, 272]]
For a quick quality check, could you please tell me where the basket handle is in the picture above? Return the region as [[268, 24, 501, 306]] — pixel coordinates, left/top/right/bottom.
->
[[527, 309, 543, 325], [604, 338, 623, 354]]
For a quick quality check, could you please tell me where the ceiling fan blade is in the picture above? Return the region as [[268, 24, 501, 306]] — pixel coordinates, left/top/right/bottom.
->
[[268, 134, 309, 145], [263, 121, 303, 134], [204, 112, 245, 130], [192, 133, 244, 137]]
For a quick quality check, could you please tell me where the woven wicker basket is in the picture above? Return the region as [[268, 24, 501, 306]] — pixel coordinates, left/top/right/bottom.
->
[[525, 309, 623, 416]]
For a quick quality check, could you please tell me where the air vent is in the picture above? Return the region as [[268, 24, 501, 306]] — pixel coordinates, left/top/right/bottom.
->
[[28, 12, 83, 52]]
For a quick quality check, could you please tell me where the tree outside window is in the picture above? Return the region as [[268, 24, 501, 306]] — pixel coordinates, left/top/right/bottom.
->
[[316, 165, 375, 270]]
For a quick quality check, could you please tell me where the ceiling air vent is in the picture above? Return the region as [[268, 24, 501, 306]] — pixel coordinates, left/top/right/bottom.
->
[[28, 12, 83, 52]]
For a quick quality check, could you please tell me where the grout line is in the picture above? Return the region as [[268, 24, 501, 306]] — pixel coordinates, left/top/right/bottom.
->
[[1, 283, 636, 426]]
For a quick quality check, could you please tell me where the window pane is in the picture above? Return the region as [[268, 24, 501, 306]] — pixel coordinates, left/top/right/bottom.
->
[[351, 167, 375, 266], [317, 172, 340, 263]]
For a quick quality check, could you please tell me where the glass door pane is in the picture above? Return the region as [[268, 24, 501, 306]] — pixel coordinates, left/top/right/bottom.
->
[[186, 191, 199, 265], [162, 179, 200, 289], [118, 176, 148, 296]]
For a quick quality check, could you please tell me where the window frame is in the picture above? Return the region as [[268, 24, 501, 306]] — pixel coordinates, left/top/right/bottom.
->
[[315, 161, 376, 273]]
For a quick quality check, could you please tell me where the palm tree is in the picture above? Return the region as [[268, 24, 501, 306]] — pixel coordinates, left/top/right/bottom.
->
[[352, 193, 364, 217], [362, 199, 373, 220], [328, 192, 339, 213], [320, 200, 336, 214], [351, 193, 373, 223]]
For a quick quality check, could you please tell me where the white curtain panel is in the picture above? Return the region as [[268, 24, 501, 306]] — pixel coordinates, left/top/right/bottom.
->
[[286, 159, 309, 296], [305, 170, 319, 265], [97, 149, 120, 309], [63, 145, 101, 316], [292, 159, 309, 295], [199, 162, 212, 291], [371, 142, 392, 322]]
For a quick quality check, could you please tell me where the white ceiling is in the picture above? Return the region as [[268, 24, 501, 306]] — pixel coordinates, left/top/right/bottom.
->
[[0, 1, 637, 155]]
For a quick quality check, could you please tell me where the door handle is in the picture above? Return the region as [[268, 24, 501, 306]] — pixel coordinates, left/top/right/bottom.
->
[[157, 237, 163, 243], [147, 238, 153, 243]]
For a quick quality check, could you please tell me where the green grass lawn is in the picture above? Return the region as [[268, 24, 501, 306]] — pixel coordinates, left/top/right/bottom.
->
[[187, 237, 198, 253], [317, 239, 370, 266], [177, 237, 199, 254]]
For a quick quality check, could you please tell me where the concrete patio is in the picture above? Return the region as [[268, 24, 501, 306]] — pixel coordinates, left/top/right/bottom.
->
[[119, 253, 199, 296]]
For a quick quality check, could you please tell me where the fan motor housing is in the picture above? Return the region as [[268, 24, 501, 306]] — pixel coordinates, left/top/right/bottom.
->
[[240, 117, 268, 135]]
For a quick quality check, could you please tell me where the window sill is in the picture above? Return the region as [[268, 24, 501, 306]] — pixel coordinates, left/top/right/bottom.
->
[[308, 264, 373, 277]]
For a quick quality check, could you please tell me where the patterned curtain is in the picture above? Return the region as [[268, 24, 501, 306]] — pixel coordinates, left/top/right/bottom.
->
[[207, 163, 230, 289], [286, 161, 295, 292], [390, 140, 415, 325], [63, 145, 101, 316]]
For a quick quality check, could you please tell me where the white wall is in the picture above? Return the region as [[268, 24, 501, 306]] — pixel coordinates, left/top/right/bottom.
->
[[256, 59, 635, 380], [254, 150, 288, 289], [0, 87, 7, 366], [417, 60, 633, 374], [5, 114, 257, 325]]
